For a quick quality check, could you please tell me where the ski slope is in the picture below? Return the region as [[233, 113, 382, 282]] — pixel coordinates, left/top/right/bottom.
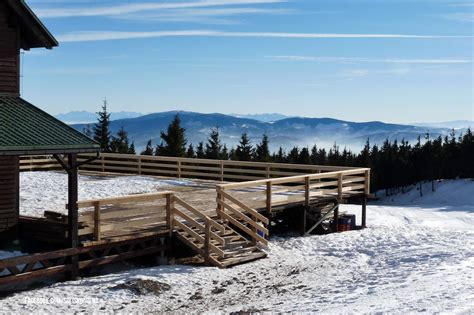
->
[[1, 175, 473, 313]]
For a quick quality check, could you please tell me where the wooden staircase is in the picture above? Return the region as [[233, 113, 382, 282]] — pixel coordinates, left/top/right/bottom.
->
[[171, 195, 268, 268]]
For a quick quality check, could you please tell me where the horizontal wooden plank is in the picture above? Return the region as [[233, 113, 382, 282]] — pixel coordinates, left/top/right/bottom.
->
[[76, 192, 173, 208], [79, 204, 167, 222]]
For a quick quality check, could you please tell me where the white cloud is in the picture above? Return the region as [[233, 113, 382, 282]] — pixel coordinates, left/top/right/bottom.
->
[[268, 55, 472, 64], [436, 13, 474, 23], [57, 30, 471, 42], [119, 7, 291, 24], [36, 0, 287, 18]]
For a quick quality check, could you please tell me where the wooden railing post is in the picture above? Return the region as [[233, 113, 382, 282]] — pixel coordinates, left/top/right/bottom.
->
[[365, 169, 371, 195], [304, 176, 310, 207], [137, 156, 142, 175], [166, 194, 174, 236], [338, 173, 343, 200], [265, 166, 271, 179], [204, 218, 210, 265], [220, 161, 224, 182], [93, 201, 101, 241], [177, 161, 182, 179], [266, 181, 272, 216]]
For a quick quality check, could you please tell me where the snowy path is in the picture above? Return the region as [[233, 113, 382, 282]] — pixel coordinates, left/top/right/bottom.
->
[[1, 177, 473, 313]]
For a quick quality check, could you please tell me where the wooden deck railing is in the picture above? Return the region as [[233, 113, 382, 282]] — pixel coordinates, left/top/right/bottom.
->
[[76, 192, 173, 242], [217, 168, 370, 216], [20, 153, 363, 181], [75, 192, 233, 263]]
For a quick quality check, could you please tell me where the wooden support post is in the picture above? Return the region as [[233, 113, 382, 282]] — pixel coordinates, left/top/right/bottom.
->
[[67, 153, 79, 279], [338, 173, 343, 200], [265, 166, 271, 179], [304, 176, 310, 207], [204, 219, 210, 265], [266, 181, 272, 217], [365, 169, 371, 195], [333, 204, 339, 232], [362, 196, 367, 228], [166, 194, 174, 236], [93, 202, 101, 241]]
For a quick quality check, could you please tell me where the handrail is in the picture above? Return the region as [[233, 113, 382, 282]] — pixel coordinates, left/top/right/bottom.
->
[[218, 169, 370, 190]]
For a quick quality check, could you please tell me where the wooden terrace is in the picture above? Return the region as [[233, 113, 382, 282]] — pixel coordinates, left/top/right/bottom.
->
[[0, 153, 370, 287]]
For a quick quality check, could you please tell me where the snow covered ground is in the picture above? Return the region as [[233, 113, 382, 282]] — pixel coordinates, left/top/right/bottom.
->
[[19, 171, 196, 217], [1, 175, 473, 313]]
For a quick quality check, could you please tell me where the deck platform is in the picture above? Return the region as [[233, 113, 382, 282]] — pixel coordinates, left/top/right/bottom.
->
[[1, 154, 370, 287]]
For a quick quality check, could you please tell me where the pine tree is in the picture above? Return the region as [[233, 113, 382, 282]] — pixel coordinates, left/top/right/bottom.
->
[[255, 134, 271, 162], [205, 127, 223, 159], [298, 147, 311, 164], [128, 142, 136, 155], [141, 140, 154, 155], [357, 139, 371, 167], [93, 100, 111, 152], [186, 144, 196, 158], [273, 147, 286, 163], [221, 144, 229, 160], [110, 127, 131, 154], [235, 132, 254, 161], [287, 147, 300, 164], [156, 113, 187, 157], [196, 142, 205, 159]]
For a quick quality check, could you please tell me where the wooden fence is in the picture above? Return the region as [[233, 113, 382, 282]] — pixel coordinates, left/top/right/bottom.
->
[[217, 168, 370, 216], [20, 153, 361, 182]]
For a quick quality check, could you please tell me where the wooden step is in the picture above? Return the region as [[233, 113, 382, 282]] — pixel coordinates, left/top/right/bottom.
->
[[218, 251, 267, 268]]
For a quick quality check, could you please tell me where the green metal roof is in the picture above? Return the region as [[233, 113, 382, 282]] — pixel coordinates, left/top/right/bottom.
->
[[0, 96, 99, 155]]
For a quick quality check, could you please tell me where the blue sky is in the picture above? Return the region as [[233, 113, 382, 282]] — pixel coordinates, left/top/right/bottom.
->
[[22, 0, 473, 123]]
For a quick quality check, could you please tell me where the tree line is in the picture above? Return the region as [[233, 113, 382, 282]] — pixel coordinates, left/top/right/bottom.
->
[[88, 106, 474, 194]]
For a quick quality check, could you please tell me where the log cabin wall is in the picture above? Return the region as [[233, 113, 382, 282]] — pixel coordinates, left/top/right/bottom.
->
[[0, 156, 19, 233], [0, 2, 20, 95]]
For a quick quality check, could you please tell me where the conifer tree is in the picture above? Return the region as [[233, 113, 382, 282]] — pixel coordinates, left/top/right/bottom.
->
[[196, 142, 205, 159], [141, 140, 154, 155], [221, 144, 230, 160], [255, 134, 271, 162], [298, 147, 311, 164], [156, 113, 187, 157], [235, 132, 254, 161], [93, 100, 111, 152], [110, 127, 131, 154], [186, 144, 196, 158], [128, 142, 136, 155], [287, 147, 300, 164], [205, 127, 223, 159]]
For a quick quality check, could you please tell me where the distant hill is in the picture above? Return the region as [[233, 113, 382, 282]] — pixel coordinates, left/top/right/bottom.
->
[[55, 111, 143, 124], [412, 120, 473, 130], [231, 113, 292, 122], [70, 111, 455, 152]]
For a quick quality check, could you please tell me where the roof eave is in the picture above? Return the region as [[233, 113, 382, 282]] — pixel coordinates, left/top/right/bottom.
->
[[0, 147, 100, 156], [7, 0, 59, 50]]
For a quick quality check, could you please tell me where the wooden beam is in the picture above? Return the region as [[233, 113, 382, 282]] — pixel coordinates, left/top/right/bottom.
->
[[67, 153, 79, 279]]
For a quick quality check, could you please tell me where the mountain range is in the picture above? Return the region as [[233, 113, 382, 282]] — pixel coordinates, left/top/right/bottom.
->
[[65, 111, 464, 153], [55, 111, 144, 124]]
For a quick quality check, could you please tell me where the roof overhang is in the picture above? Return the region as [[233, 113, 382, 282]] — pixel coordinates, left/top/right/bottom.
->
[[0, 147, 100, 156], [6, 0, 58, 50]]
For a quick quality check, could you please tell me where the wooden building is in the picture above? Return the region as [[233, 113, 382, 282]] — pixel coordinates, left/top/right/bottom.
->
[[0, 1, 100, 242]]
